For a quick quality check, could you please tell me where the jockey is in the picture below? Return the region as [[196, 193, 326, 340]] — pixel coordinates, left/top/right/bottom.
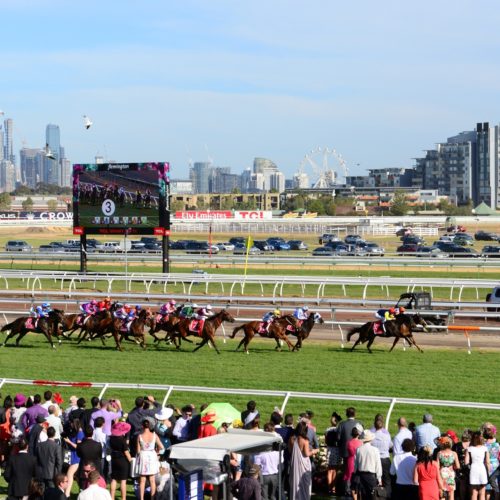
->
[[394, 306, 406, 316], [80, 300, 98, 316], [42, 302, 52, 314], [374, 307, 396, 333], [262, 308, 281, 332], [114, 304, 130, 321], [33, 305, 49, 319], [193, 304, 214, 334], [135, 304, 142, 315], [180, 303, 197, 319], [294, 305, 309, 321], [160, 300, 177, 317], [97, 296, 112, 311]]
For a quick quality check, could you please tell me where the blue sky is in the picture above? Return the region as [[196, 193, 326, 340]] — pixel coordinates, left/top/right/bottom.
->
[[2, 0, 500, 181]]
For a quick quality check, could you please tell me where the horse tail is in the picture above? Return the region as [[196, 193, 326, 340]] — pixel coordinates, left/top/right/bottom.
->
[[346, 326, 361, 341], [1, 321, 16, 332], [230, 324, 244, 339]]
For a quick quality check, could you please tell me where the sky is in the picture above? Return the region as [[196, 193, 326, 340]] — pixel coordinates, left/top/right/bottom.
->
[[2, 0, 500, 182]]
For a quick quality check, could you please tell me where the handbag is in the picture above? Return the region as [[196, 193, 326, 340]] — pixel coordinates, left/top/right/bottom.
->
[[129, 457, 139, 478], [373, 485, 388, 498]]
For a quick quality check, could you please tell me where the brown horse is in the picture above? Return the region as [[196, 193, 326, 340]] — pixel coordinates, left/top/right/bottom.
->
[[77, 304, 123, 351], [347, 313, 429, 353], [172, 309, 235, 354], [291, 312, 324, 351], [230, 315, 297, 353], [149, 312, 184, 343], [118, 309, 151, 349], [1, 309, 65, 349]]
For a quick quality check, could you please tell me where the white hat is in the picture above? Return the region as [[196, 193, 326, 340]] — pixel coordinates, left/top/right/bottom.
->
[[154, 407, 174, 420], [361, 430, 375, 442]]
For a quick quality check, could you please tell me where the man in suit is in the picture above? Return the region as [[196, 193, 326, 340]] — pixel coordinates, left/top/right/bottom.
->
[[36, 426, 63, 488], [77, 426, 103, 486], [43, 473, 68, 500], [4, 438, 38, 500], [337, 407, 363, 494]]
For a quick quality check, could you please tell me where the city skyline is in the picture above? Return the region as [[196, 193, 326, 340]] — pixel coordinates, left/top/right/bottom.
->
[[2, 1, 500, 179]]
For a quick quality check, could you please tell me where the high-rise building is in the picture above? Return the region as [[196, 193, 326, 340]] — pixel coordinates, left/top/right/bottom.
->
[[3, 119, 15, 165], [45, 124, 61, 185], [474, 122, 499, 208], [293, 172, 310, 189], [192, 162, 211, 193], [20, 148, 44, 188]]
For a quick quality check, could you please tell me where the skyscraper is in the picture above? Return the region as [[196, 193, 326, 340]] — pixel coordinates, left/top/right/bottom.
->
[[474, 122, 499, 209], [45, 124, 61, 185], [20, 148, 44, 188]]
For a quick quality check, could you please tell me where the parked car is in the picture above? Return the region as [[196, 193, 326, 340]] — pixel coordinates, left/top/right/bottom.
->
[[129, 241, 146, 252], [401, 235, 425, 245], [415, 246, 449, 258], [266, 238, 290, 251], [344, 234, 364, 245], [253, 240, 274, 252], [233, 244, 261, 255], [486, 286, 500, 313], [312, 247, 334, 256], [185, 241, 218, 254], [98, 241, 123, 253], [482, 245, 500, 258], [475, 230, 499, 241], [5, 240, 33, 252], [170, 240, 190, 250], [330, 244, 350, 256], [438, 234, 455, 243], [396, 243, 420, 255], [229, 237, 246, 246], [319, 234, 341, 244], [447, 246, 479, 258], [345, 245, 367, 257], [215, 242, 235, 251], [287, 240, 308, 251], [362, 242, 385, 256], [452, 233, 474, 246], [39, 243, 66, 253]]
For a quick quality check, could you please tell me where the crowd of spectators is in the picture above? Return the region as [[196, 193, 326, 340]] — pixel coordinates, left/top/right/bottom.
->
[[0, 391, 499, 500]]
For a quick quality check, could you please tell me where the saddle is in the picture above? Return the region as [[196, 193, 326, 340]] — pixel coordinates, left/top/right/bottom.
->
[[373, 321, 384, 335], [286, 324, 296, 332], [258, 322, 268, 334], [189, 319, 204, 335]]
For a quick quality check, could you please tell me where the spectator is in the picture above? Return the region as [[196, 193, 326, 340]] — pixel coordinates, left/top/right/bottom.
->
[[289, 420, 319, 500], [90, 399, 122, 437], [63, 396, 78, 424], [324, 411, 342, 495], [41, 391, 60, 415], [436, 435, 460, 500], [393, 417, 413, 456], [453, 429, 472, 500], [242, 401, 259, 430], [465, 431, 490, 500], [27, 478, 45, 500], [390, 438, 418, 500], [338, 406, 363, 494], [77, 426, 103, 481], [371, 414, 393, 498], [136, 418, 163, 500], [172, 405, 193, 443], [82, 396, 101, 430], [343, 426, 362, 498], [62, 417, 84, 496], [109, 421, 132, 500], [43, 473, 68, 500], [254, 422, 281, 500], [80, 461, 106, 490], [4, 438, 38, 500], [416, 413, 441, 452], [231, 463, 262, 500], [413, 445, 443, 500], [28, 415, 48, 458], [188, 403, 208, 440], [92, 417, 108, 468], [353, 430, 382, 499], [482, 422, 500, 497], [36, 426, 63, 488], [22, 395, 49, 431], [77, 470, 111, 500], [154, 407, 174, 450], [12, 393, 27, 433], [198, 410, 217, 439], [45, 405, 63, 442]]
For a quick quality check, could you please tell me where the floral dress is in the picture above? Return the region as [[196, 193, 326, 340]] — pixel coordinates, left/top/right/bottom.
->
[[485, 440, 500, 491], [438, 452, 456, 492]]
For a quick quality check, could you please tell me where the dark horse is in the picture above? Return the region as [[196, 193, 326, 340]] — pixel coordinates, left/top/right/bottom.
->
[[230, 315, 298, 353], [118, 309, 151, 349], [291, 312, 324, 351], [173, 309, 235, 354], [1, 309, 65, 349], [347, 313, 429, 353], [77, 304, 123, 351]]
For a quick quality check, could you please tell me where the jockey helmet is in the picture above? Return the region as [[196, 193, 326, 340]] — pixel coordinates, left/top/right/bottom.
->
[[192, 303, 198, 308], [124, 304, 131, 310], [303, 305, 309, 311], [42, 302, 50, 308], [389, 307, 396, 314], [105, 296, 111, 302], [206, 305, 213, 310], [274, 308, 281, 316], [169, 299, 176, 305], [91, 299, 97, 305], [136, 305, 142, 311], [399, 306, 406, 313]]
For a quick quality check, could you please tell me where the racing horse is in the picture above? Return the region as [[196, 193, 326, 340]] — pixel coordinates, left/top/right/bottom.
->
[[148, 307, 184, 343], [118, 309, 151, 349], [1, 309, 65, 349], [172, 309, 235, 354], [291, 312, 324, 351], [77, 303, 123, 351], [230, 315, 298, 353], [347, 313, 429, 353]]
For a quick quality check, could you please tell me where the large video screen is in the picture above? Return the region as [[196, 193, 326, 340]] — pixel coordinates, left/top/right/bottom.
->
[[72, 162, 170, 235]]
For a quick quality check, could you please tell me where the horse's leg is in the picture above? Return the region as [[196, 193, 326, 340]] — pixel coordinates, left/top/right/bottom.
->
[[43, 328, 56, 349], [408, 334, 424, 353], [192, 337, 207, 352], [366, 334, 375, 353], [389, 337, 400, 352], [207, 334, 220, 354], [111, 330, 122, 351], [15, 330, 31, 347], [350, 336, 361, 351], [3, 329, 17, 346]]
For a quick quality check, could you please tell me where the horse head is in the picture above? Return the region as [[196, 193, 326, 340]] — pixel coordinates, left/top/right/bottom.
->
[[313, 312, 324, 324], [49, 309, 65, 322], [412, 314, 430, 332], [220, 309, 235, 323]]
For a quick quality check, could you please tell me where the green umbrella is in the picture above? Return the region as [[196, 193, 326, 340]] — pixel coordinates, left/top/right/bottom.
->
[[201, 402, 241, 430]]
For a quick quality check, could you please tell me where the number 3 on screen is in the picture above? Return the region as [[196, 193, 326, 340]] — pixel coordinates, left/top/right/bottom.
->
[[102, 199, 116, 216]]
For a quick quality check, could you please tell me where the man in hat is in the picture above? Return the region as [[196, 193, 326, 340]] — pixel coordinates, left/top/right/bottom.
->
[[198, 410, 217, 438], [416, 414, 440, 452], [354, 430, 382, 498], [154, 408, 174, 449]]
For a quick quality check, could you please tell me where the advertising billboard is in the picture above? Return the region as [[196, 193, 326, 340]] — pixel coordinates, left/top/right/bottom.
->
[[72, 162, 170, 235]]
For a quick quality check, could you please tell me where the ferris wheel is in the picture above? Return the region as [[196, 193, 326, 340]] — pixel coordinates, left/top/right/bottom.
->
[[297, 147, 349, 188]]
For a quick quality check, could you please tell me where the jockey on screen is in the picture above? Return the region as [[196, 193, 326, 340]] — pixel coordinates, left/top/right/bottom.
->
[[193, 304, 214, 334]]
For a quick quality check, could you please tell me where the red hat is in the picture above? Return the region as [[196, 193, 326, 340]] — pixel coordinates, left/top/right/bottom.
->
[[111, 421, 131, 436], [446, 429, 459, 444], [201, 410, 217, 423]]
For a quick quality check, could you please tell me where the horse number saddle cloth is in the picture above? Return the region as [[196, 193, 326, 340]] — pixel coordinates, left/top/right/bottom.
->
[[189, 319, 204, 335], [25, 317, 38, 329], [155, 313, 164, 323], [258, 322, 268, 334], [373, 321, 384, 335], [286, 320, 300, 332]]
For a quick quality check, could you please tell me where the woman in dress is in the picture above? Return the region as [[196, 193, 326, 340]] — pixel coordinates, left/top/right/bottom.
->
[[136, 417, 164, 500], [436, 436, 460, 500], [62, 417, 84, 497], [109, 421, 132, 500], [453, 430, 471, 500], [344, 426, 363, 500], [413, 445, 444, 500], [466, 431, 490, 500], [325, 411, 342, 495], [481, 422, 500, 498], [289, 420, 319, 500]]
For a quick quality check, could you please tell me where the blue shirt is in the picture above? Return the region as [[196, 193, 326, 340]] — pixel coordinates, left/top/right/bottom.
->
[[416, 422, 441, 451]]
